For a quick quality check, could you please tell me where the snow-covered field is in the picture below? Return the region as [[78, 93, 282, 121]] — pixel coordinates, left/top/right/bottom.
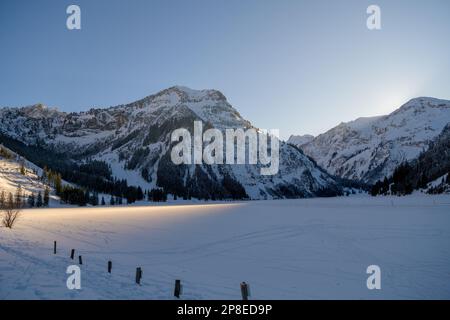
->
[[1, 195, 450, 300]]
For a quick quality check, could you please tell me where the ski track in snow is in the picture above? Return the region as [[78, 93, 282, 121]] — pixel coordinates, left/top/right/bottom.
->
[[1, 195, 450, 299]]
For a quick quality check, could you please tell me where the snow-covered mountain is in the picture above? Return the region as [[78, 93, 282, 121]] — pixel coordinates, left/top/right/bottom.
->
[[0, 86, 341, 199], [370, 123, 450, 195], [287, 134, 314, 147], [292, 97, 450, 183]]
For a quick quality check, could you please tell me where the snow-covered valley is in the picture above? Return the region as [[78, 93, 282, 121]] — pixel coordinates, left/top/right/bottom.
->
[[1, 195, 449, 300]]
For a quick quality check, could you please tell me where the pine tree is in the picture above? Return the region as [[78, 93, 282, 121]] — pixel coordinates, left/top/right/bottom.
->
[[55, 173, 62, 195], [84, 190, 90, 204], [383, 177, 389, 195], [44, 187, 50, 207], [101, 196, 106, 206], [110, 195, 115, 205], [20, 163, 26, 175], [37, 192, 43, 208], [8, 192, 14, 208], [15, 186, 23, 207], [0, 190, 5, 207], [42, 166, 48, 183], [27, 194, 35, 207], [137, 186, 144, 200], [91, 192, 99, 206]]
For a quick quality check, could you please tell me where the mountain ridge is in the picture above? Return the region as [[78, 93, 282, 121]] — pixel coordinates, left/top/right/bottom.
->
[[0, 86, 342, 200], [290, 97, 450, 183]]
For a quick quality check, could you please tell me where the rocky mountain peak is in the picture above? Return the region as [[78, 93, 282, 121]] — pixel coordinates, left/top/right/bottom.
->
[[148, 86, 227, 106], [287, 134, 315, 147], [19, 104, 62, 119], [298, 97, 450, 183], [0, 86, 342, 200], [391, 97, 450, 116]]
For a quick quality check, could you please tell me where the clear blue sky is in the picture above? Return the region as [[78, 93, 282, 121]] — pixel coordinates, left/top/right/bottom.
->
[[1, 0, 449, 139]]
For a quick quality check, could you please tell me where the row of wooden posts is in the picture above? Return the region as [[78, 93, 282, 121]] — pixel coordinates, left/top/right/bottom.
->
[[53, 240, 250, 300]]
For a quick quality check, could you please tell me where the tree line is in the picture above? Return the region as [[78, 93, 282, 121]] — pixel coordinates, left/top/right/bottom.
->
[[0, 186, 51, 209]]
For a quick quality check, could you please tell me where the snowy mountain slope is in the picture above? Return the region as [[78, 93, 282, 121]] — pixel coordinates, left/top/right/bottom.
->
[[287, 134, 314, 147], [370, 123, 450, 196], [293, 97, 450, 183], [425, 173, 450, 194], [0, 145, 56, 202], [0, 86, 341, 199]]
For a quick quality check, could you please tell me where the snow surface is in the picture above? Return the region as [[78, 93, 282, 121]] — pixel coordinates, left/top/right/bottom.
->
[[1, 195, 450, 300]]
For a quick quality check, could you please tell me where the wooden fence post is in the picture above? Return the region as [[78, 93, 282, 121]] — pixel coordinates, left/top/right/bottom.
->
[[53, 241, 56, 254], [174, 279, 181, 298], [108, 261, 112, 273], [78, 255, 83, 265], [135, 267, 142, 285], [240, 282, 249, 300], [70, 249, 75, 260]]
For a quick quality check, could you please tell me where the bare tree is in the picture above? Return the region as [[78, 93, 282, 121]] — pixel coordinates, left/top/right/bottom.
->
[[1, 192, 22, 229]]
